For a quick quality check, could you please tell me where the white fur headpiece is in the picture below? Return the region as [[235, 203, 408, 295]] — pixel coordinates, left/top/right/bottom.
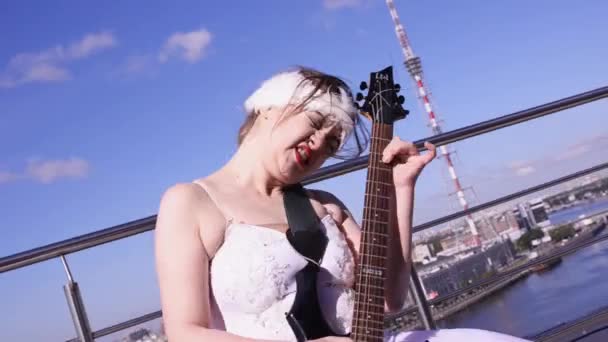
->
[[244, 70, 357, 147]]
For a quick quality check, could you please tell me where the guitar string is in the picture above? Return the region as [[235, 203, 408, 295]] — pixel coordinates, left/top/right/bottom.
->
[[357, 75, 397, 340], [368, 81, 384, 339]]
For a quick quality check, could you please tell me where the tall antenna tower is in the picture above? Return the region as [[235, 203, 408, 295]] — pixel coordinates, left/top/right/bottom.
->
[[385, 0, 480, 245]]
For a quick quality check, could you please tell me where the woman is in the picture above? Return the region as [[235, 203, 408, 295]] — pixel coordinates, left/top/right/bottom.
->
[[154, 67, 530, 342]]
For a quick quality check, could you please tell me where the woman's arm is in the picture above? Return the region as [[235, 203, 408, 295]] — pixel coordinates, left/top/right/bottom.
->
[[155, 183, 273, 342], [382, 139, 436, 312]]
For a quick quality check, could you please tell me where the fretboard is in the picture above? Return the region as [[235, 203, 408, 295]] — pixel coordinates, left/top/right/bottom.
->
[[351, 123, 394, 341]]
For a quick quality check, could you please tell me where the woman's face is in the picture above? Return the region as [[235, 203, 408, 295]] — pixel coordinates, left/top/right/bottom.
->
[[261, 109, 344, 184]]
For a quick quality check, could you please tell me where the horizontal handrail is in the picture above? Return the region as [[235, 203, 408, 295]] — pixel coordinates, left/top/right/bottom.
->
[[413, 160, 608, 233], [66, 310, 162, 342], [0, 216, 156, 273], [1, 85, 607, 274]]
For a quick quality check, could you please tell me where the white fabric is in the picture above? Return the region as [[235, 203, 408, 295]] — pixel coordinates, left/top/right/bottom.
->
[[243, 71, 357, 146], [209, 214, 530, 342]]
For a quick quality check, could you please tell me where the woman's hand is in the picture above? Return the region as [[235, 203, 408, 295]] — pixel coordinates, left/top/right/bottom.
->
[[382, 138, 436, 189]]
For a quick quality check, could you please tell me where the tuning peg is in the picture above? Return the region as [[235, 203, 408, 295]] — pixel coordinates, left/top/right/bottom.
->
[[394, 84, 401, 93], [359, 81, 368, 91], [356, 92, 364, 101], [398, 95, 405, 104]]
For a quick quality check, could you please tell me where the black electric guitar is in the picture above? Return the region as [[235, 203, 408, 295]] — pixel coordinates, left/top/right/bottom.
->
[[351, 66, 409, 341]]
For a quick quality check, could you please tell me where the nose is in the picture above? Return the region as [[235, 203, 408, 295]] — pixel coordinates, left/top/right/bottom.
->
[[307, 130, 327, 152]]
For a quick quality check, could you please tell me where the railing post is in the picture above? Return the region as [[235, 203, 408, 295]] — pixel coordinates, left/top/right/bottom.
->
[[409, 266, 437, 330], [61, 255, 93, 342]]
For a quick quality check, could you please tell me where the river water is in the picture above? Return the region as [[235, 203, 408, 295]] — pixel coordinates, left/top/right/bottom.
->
[[437, 200, 608, 338]]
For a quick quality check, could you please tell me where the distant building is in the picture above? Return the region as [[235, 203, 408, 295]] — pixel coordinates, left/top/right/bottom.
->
[[475, 217, 497, 242], [510, 199, 551, 231], [419, 240, 515, 298], [123, 328, 166, 342], [528, 198, 551, 228], [513, 204, 532, 231], [413, 243, 432, 263]]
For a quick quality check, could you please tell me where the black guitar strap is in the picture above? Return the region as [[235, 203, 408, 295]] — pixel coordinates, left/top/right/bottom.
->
[[283, 183, 336, 342]]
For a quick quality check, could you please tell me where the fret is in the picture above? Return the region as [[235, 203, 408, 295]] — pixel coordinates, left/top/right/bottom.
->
[[360, 242, 388, 251], [355, 273, 386, 285], [362, 230, 389, 238], [355, 285, 385, 296], [353, 309, 385, 317], [367, 166, 392, 178], [360, 244, 388, 254], [361, 232, 388, 243], [355, 274, 386, 285], [355, 280, 385, 294], [364, 192, 391, 200], [351, 326, 385, 337], [352, 325, 384, 333], [354, 292, 385, 304], [351, 326, 384, 340], [366, 179, 393, 186], [356, 283, 385, 290], [364, 185, 392, 199], [362, 219, 389, 227], [363, 206, 390, 212], [363, 209, 390, 222], [370, 136, 392, 143], [362, 196, 390, 211], [358, 253, 388, 262], [354, 293, 385, 304]]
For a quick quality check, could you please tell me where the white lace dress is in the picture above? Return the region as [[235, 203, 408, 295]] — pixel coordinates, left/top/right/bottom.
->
[[209, 214, 530, 342]]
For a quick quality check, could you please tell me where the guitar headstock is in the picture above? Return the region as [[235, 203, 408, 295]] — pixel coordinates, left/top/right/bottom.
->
[[355, 66, 408, 124]]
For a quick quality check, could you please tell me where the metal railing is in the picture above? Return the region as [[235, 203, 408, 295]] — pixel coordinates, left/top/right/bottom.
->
[[1, 85, 608, 341]]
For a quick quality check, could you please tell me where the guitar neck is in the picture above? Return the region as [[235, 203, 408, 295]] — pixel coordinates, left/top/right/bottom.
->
[[351, 122, 394, 341]]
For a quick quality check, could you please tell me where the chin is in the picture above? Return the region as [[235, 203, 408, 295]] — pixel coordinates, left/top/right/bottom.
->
[[276, 161, 306, 184]]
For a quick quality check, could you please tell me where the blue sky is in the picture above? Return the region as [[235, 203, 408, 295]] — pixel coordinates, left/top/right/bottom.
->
[[1, 0, 607, 340]]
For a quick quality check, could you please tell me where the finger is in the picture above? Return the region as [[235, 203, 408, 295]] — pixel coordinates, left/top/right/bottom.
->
[[383, 139, 417, 163], [382, 140, 400, 163], [423, 141, 437, 164]]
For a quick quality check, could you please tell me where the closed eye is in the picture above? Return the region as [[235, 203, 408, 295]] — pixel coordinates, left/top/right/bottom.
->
[[327, 136, 340, 155], [307, 115, 324, 130]]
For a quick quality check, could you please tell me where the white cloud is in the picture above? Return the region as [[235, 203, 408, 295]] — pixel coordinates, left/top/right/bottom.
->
[[113, 54, 157, 78], [0, 171, 19, 184], [507, 160, 537, 177], [0, 31, 116, 88], [23, 63, 71, 82], [0, 158, 91, 185], [323, 0, 361, 10], [504, 132, 608, 178], [25, 158, 90, 183], [159, 28, 212, 63], [514, 165, 536, 176], [553, 133, 608, 162], [67, 32, 116, 59]]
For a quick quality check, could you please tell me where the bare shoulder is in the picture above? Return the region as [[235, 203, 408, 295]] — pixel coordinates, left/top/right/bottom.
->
[[156, 182, 226, 258], [158, 182, 219, 223], [159, 182, 210, 208]]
